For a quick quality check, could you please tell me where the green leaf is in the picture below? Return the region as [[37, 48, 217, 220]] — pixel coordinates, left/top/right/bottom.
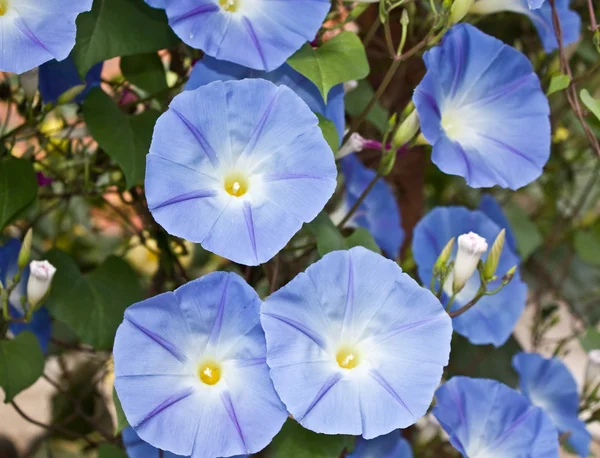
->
[[316, 114, 339, 154], [98, 444, 128, 458], [306, 212, 344, 257], [72, 0, 179, 77], [580, 328, 600, 352], [344, 228, 381, 254], [287, 32, 369, 101], [547, 73, 570, 95], [581, 89, 600, 122], [84, 88, 160, 188], [44, 250, 143, 350], [503, 203, 543, 261], [574, 231, 600, 267], [345, 80, 388, 134], [120, 53, 168, 95], [0, 332, 44, 403], [113, 387, 129, 435], [0, 158, 37, 230], [267, 419, 353, 458]]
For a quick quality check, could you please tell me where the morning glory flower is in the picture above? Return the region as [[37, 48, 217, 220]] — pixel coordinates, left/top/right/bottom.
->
[[0, 239, 52, 352], [339, 154, 404, 259], [348, 431, 413, 458], [479, 194, 518, 253], [470, 0, 580, 52], [513, 352, 591, 457], [122, 427, 247, 458], [114, 271, 288, 458], [412, 207, 527, 347], [186, 55, 345, 141], [434, 377, 559, 457], [261, 247, 452, 439], [144, 0, 330, 72], [413, 23, 550, 190], [39, 57, 103, 104], [146, 79, 337, 266], [0, 0, 93, 74]]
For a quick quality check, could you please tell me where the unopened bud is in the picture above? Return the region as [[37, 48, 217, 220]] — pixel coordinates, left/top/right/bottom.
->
[[502, 265, 517, 284], [27, 260, 56, 309], [57, 84, 87, 105], [453, 232, 488, 293], [400, 9, 410, 26], [343, 80, 358, 93], [19, 68, 39, 100], [18, 229, 33, 271], [483, 229, 505, 281], [392, 110, 420, 148], [450, 0, 475, 23], [337, 133, 366, 159], [586, 350, 600, 386], [434, 237, 455, 275]]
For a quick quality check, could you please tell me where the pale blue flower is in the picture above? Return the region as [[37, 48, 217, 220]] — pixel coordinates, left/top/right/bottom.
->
[[143, 0, 330, 71], [513, 352, 591, 457], [434, 377, 559, 457], [261, 247, 452, 439], [146, 79, 337, 266], [413, 23, 550, 190], [479, 194, 518, 253], [412, 207, 527, 347], [114, 272, 288, 458], [0, 0, 93, 74], [39, 57, 103, 104], [348, 431, 413, 458]]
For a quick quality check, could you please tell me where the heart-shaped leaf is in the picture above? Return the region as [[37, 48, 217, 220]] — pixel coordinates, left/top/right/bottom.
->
[[0, 332, 44, 403], [0, 158, 37, 230], [581, 89, 600, 122], [44, 250, 143, 350], [288, 32, 370, 101]]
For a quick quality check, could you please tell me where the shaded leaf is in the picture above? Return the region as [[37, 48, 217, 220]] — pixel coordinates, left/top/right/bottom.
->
[[345, 80, 388, 134], [120, 53, 168, 95], [581, 89, 600, 122], [0, 332, 44, 403], [98, 444, 128, 458], [503, 202, 543, 260], [574, 231, 600, 267], [344, 228, 381, 254], [306, 212, 344, 257], [547, 73, 570, 95], [580, 328, 600, 352], [0, 158, 37, 230], [316, 114, 339, 154], [113, 387, 129, 435]]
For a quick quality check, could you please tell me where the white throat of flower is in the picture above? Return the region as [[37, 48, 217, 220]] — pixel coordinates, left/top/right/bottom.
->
[[440, 102, 489, 147]]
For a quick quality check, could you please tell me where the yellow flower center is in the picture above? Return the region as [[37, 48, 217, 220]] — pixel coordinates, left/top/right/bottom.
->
[[198, 360, 222, 386], [0, 0, 8, 16], [336, 346, 361, 370], [224, 172, 249, 197], [219, 0, 238, 12]]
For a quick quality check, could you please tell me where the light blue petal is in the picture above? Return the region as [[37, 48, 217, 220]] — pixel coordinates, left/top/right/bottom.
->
[[526, 0, 581, 52], [114, 272, 287, 458], [186, 56, 345, 141], [147, 79, 337, 266], [261, 247, 452, 438], [148, 0, 329, 71], [39, 57, 103, 104], [341, 154, 404, 258], [412, 206, 527, 347], [513, 353, 591, 457], [479, 195, 518, 253], [529, 0, 545, 8], [433, 377, 559, 458], [0, 0, 93, 74], [413, 23, 550, 190], [348, 431, 413, 458]]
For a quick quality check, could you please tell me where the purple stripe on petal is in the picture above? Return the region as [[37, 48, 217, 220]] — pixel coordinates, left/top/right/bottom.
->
[[126, 317, 188, 363], [238, 89, 281, 161], [220, 390, 249, 452], [150, 189, 217, 211], [465, 74, 534, 109], [476, 133, 540, 168], [299, 372, 343, 421], [368, 368, 414, 418], [449, 30, 466, 99], [243, 202, 259, 264], [263, 172, 330, 182], [262, 312, 329, 351], [170, 4, 219, 25], [207, 274, 231, 350], [171, 108, 221, 168], [230, 357, 267, 368], [341, 253, 355, 334], [486, 405, 536, 451], [242, 17, 268, 70], [135, 386, 194, 427], [14, 17, 52, 55], [373, 314, 447, 346]]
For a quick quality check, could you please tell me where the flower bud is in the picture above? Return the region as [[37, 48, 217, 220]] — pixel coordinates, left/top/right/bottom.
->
[[343, 80, 358, 93], [450, 0, 475, 23], [18, 229, 33, 271], [586, 350, 600, 386], [19, 68, 39, 100], [392, 110, 420, 148], [483, 229, 505, 281], [337, 133, 367, 159], [502, 265, 517, 284], [27, 260, 57, 308], [434, 237, 455, 275], [453, 232, 488, 293]]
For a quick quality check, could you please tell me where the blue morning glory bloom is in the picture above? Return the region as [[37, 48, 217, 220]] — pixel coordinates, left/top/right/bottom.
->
[[348, 431, 413, 458], [479, 194, 518, 253], [144, 0, 330, 72], [513, 352, 591, 457], [261, 247, 452, 439], [146, 79, 337, 266], [434, 377, 559, 457], [0, 0, 93, 74], [39, 57, 103, 104], [413, 23, 550, 190], [471, 0, 580, 52], [186, 56, 346, 142], [122, 427, 247, 458], [412, 207, 527, 347], [340, 154, 404, 259], [0, 239, 52, 353], [114, 272, 287, 458]]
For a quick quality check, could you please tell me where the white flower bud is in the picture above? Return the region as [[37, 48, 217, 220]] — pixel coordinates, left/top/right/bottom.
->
[[27, 260, 57, 308], [453, 232, 488, 293], [586, 350, 600, 385], [343, 80, 358, 93], [337, 132, 366, 159], [19, 67, 39, 100]]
